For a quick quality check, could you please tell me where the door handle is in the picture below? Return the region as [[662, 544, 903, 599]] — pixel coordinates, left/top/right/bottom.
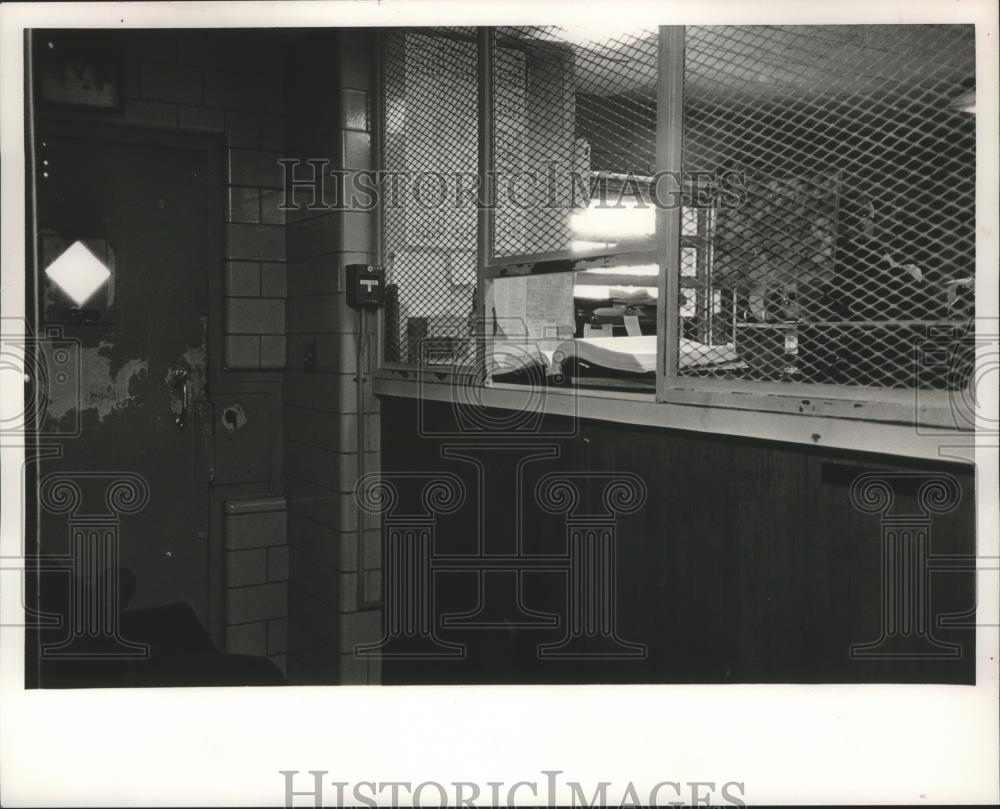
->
[[172, 369, 189, 428]]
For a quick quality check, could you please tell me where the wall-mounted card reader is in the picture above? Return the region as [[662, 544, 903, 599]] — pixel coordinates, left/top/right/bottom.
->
[[346, 264, 385, 309]]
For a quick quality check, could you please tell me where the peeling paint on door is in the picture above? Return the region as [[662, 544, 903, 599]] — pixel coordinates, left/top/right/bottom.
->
[[45, 339, 149, 424]]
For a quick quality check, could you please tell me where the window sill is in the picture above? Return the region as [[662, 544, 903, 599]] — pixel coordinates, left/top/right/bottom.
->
[[373, 367, 976, 463], [661, 376, 967, 427]]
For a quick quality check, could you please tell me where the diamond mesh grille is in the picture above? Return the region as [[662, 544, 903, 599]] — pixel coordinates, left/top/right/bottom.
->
[[678, 25, 976, 388], [492, 26, 659, 259], [382, 29, 478, 364], [382, 25, 976, 387]]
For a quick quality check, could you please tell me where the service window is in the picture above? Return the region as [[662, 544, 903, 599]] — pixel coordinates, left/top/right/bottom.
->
[[377, 24, 977, 425]]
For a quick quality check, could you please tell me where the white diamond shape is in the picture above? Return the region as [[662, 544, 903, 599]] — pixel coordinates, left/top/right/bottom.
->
[[44, 241, 112, 306]]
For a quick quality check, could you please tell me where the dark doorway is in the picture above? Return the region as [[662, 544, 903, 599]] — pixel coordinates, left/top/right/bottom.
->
[[29, 122, 223, 682]]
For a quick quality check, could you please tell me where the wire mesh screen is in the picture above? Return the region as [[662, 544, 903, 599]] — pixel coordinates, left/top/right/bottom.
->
[[679, 25, 976, 388], [492, 27, 659, 259], [382, 29, 478, 364]]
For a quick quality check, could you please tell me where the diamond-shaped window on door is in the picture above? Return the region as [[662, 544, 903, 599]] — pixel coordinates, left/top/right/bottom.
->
[[41, 236, 116, 324]]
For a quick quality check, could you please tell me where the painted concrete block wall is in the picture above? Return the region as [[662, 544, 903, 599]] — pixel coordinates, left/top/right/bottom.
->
[[148, 32, 286, 371], [283, 30, 383, 685], [224, 497, 288, 674]]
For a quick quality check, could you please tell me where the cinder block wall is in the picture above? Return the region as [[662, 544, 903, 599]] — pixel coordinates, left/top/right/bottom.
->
[[136, 30, 288, 370], [283, 30, 383, 685], [224, 498, 289, 668]]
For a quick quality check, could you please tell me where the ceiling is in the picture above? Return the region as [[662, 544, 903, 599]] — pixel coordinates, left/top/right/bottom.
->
[[499, 24, 975, 101]]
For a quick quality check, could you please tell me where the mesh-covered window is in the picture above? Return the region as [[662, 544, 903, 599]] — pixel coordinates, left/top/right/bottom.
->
[[678, 25, 976, 388], [492, 26, 659, 260], [483, 27, 664, 391], [382, 29, 478, 365]]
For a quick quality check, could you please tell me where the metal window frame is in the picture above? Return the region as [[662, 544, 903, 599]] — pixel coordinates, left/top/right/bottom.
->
[[655, 25, 685, 394], [373, 27, 387, 370], [378, 25, 673, 373], [475, 26, 494, 368], [480, 26, 661, 277], [376, 24, 976, 438], [652, 25, 976, 417]]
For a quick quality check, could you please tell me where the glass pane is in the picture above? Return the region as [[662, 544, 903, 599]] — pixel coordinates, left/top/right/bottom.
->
[[41, 235, 116, 324], [487, 268, 660, 391]]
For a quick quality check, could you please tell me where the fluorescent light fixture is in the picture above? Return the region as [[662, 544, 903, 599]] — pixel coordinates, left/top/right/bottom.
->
[[538, 26, 649, 50], [569, 202, 655, 241]]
